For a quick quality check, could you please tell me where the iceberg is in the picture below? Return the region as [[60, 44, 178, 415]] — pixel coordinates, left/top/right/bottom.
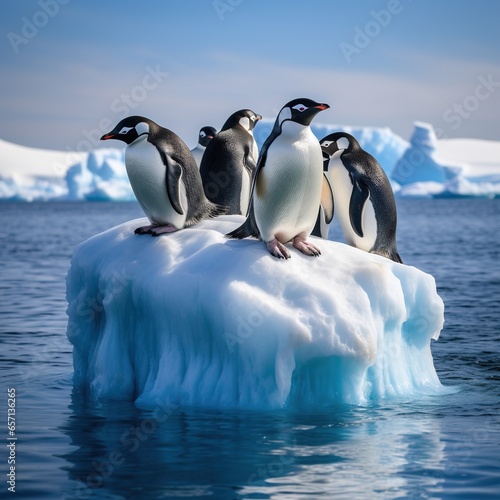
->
[[2, 121, 499, 201], [65, 148, 135, 201], [392, 122, 500, 198], [66, 215, 449, 409]]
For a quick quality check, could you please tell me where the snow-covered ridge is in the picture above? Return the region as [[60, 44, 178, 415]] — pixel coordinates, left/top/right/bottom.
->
[[66, 215, 451, 409], [1, 122, 499, 200]]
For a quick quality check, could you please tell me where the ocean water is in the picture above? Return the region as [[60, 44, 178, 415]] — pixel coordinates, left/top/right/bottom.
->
[[0, 199, 499, 499]]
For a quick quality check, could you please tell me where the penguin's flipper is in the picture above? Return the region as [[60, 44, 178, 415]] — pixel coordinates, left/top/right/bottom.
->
[[320, 173, 334, 224], [161, 152, 184, 215], [349, 175, 370, 238], [226, 203, 260, 240]]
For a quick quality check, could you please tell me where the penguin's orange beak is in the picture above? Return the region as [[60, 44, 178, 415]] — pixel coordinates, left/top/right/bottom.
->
[[315, 104, 330, 111], [100, 133, 115, 141]]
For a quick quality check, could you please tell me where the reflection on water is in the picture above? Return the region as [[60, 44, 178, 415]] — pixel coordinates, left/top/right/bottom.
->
[[59, 391, 457, 499]]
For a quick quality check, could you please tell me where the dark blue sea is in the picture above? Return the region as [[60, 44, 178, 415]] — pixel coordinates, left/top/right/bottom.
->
[[1, 199, 499, 499]]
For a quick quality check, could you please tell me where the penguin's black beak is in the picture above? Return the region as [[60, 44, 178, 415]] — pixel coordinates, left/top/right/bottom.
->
[[100, 133, 115, 141]]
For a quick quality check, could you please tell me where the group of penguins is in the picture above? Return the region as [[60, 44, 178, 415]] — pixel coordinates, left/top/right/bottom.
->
[[101, 97, 402, 263]]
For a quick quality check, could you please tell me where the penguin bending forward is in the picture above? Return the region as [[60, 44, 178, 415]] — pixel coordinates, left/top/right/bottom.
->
[[101, 116, 223, 235], [319, 132, 403, 263], [227, 98, 332, 259], [191, 126, 217, 168], [200, 109, 261, 215]]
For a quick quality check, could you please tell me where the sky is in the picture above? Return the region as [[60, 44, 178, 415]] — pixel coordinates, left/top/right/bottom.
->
[[1, 0, 499, 152]]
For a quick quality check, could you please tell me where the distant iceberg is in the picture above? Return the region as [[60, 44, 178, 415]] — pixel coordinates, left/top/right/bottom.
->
[[65, 148, 135, 201], [1, 121, 499, 201], [66, 215, 450, 409], [392, 122, 500, 198]]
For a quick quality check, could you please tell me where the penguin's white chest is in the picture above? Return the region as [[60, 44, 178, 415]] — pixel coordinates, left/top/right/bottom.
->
[[328, 153, 377, 251], [254, 124, 323, 243], [125, 136, 187, 227], [240, 167, 251, 215]]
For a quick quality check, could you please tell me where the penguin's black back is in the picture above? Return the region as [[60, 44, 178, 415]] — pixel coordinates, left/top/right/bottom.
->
[[200, 127, 255, 215], [341, 144, 402, 262], [148, 122, 224, 225]]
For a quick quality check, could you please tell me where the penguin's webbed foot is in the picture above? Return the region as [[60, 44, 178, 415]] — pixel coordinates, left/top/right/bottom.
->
[[293, 236, 321, 257], [266, 239, 291, 259], [134, 224, 179, 236], [134, 224, 157, 235], [148, 224, 179, 236]]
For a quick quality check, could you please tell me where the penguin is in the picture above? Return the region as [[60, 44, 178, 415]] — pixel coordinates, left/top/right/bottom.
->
[[227, 98, 332, 259], [101, 116, 223, 235], [200, 109, 262, 215], [319, 131, 403, 263], [191, 126, 217, 168]]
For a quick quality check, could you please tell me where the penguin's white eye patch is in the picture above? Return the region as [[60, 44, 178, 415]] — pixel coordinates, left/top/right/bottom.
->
[[321, 140, 333, 148], [250, 115, 256, 122], [292, 104, 307, 112], [200, 131, 206, 138], [118, 126, 133, 134]]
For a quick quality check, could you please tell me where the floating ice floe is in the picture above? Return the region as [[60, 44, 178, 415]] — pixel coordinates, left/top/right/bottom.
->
[[66, 215, 452, 409]]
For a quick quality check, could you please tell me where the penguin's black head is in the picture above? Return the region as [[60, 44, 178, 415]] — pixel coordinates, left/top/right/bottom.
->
[[319, 132, 357, 157], [221, 109, 262, 133], [101, 116, 155, 145], [277, 98, 330, 127], [198, 126, 217, 147]]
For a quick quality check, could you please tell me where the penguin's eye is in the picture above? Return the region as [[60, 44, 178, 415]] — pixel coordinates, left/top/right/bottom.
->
[[250, 115, 256, 122], [292, 104, 307, 112], [118, 126, 133, 135], [200, 131, 206, 138], [321, 140, 333, 148]]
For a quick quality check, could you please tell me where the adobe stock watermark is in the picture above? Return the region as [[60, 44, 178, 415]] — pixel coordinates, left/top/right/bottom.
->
[[340, 0, 408, 63], [442, 74, 500, 131], [213, 0, 243, 21], [7, 0, 70, 54], [245, 443, 296, 488], [52, 64, 169, 176], [224, 299, 275, 352], [394, 72, 499, 183]]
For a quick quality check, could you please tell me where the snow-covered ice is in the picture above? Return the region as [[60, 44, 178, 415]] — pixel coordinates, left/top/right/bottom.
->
[[66, 215, 450, 409]]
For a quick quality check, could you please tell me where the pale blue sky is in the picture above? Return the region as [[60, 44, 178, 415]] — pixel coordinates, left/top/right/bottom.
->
[[1, 0, 499, 151]]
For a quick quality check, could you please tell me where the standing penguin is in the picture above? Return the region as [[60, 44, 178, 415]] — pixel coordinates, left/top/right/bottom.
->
[[200, 109, 262, 215], [191, 126, 217, 168], [319, 132, 403, 263], [227, 98, 332, 259], [101, 116, 223, 235]]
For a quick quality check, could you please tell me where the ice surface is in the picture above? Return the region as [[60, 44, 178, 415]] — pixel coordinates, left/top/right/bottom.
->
[[2, 121, 499, 200], [66, 215, 449, 409]]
